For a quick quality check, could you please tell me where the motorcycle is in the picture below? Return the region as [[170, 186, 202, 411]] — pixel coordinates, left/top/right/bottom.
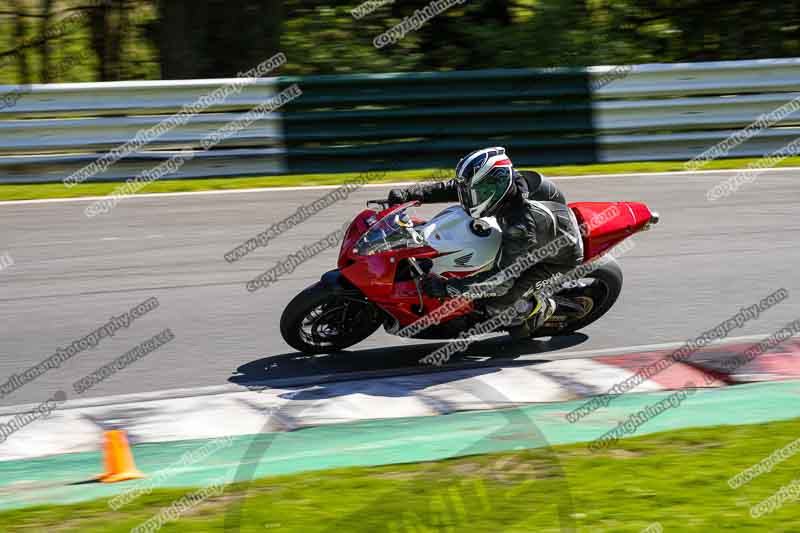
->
[[280, 198, 659, 355]]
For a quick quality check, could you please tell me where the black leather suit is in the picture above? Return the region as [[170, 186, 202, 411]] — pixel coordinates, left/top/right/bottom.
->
[[395, 170, 584, 318]]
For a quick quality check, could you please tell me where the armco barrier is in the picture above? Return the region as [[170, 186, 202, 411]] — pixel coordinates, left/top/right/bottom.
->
[[276, 68, 596, 172], [590, 58, 800, 163], [1, 58, 799, 183]]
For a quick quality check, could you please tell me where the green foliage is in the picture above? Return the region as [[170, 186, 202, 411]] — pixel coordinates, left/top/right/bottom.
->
[[1, 0, 800, 82], [280, 4, 418, 75]]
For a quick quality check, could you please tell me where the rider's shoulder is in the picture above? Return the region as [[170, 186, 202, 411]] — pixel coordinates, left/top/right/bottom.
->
[[515, 169, 544, 193]]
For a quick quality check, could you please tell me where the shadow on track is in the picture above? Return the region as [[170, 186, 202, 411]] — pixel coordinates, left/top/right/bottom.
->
[[228, 333, 588, 394]]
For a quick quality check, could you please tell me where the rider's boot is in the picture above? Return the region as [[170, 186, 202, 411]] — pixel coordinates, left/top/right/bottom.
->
[[507, 296, 556, 340]]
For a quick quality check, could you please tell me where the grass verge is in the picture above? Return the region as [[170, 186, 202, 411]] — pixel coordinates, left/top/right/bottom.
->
[[2, 417, 799, 532], [1, 156, 799, 202]]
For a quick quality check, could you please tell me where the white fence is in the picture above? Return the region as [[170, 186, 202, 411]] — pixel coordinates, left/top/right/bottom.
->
[[0, 78, 287, 183], [1, 58, 799, 183], [590, 58, 800, 163]]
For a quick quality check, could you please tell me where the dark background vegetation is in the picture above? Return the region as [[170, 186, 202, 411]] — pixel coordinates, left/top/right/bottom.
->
[[1, 0, 799, 83]]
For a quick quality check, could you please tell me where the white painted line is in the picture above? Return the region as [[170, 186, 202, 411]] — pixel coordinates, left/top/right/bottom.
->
[[13, 234, 163, 247], [20, 240, 81, 246], [546, 166, 800, 180], [542, 333, 781, 360], [1, 166, 798, 207]]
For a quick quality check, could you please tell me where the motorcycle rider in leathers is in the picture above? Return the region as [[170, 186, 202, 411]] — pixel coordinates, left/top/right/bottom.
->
[[387, 147, 584, 338]]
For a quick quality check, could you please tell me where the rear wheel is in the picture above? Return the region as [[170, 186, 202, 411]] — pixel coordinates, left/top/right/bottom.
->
[[532, 256, 623, 337], [280, 282, 382, 354]]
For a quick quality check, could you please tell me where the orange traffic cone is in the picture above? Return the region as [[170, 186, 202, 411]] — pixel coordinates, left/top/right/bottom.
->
[[97, 430, 145, 483]]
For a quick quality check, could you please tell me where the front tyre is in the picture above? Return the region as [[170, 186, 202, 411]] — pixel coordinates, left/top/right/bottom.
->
[[280, 282, 382, 354]]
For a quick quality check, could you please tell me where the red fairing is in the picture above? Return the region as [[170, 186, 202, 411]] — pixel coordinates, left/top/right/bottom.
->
[[338, 208, 376, 269], [340, 245, 473, 327], [338, 201, 421, 269], [570, 201, 655, 261], [336, 200, 654, 330]]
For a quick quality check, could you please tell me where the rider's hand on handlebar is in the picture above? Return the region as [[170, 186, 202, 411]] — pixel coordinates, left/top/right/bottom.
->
[[388, 189, 408, 206], [422, 274, 452, 302]]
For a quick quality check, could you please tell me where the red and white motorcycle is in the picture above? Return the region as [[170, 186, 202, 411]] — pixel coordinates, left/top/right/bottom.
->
[[280, 199, 658, 354]]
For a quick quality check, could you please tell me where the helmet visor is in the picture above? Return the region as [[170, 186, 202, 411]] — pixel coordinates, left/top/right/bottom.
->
[[457, 179, 473, 211], [468, 167, 512, 216]]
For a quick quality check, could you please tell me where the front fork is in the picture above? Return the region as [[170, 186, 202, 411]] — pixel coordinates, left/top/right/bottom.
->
[[407, 258, 426, 314]]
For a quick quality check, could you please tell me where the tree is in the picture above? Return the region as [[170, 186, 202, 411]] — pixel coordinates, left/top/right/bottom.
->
[[156, 0, 283, 79], [39, 0, 55, 82], [8, 0, 31, 84], [88, 0, 130, 81]]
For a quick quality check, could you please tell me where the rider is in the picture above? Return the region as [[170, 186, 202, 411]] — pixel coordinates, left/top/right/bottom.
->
[[387, 147, 584, 338]]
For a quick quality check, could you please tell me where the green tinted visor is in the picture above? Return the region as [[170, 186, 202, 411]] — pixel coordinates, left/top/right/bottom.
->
[[464, 167, 512, 216]]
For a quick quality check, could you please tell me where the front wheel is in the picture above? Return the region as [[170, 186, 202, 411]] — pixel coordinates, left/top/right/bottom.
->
[[280, 282, 382, 354], [533, 256, 623, 337]]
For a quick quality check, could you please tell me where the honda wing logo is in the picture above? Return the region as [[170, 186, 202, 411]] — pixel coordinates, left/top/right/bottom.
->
[[454, 253, 473, 267]]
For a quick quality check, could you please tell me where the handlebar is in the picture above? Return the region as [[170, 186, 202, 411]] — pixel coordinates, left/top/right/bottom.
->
[[367, 199, 391, 209]]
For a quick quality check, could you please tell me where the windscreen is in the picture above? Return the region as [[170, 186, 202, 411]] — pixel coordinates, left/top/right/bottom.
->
[[355, 207, 423, 256]]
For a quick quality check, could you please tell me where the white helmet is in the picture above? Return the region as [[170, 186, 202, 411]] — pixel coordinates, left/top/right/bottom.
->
[[455, 147, 514, 218]]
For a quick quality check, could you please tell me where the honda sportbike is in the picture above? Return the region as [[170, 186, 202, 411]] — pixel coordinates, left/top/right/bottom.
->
[[280, 199, 659, 354]]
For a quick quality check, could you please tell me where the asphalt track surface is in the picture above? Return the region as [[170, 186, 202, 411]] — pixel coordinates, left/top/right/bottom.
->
[[0, 169, 798, 407]]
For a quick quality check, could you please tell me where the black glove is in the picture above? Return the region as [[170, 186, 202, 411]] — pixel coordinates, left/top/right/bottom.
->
[[422, 274, 464, 301], [388, 188, 408, 205], [422, 274, 448, 300]]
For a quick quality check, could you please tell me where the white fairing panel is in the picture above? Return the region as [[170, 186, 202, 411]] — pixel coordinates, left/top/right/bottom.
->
[[420, 206, 502, 275]]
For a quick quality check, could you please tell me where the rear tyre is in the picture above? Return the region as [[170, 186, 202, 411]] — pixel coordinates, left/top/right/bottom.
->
[[532, 256, 623, 337], [280, 282, 382, 354]]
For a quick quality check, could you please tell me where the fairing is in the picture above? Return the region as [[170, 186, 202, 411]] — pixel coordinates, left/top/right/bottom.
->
[[420, 206, 502, 277], [571, 201, 656, 260], [335, 200, 657, 330]]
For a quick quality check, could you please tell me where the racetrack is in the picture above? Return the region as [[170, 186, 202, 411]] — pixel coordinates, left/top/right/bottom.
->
[[0, 169, 798, 407]]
